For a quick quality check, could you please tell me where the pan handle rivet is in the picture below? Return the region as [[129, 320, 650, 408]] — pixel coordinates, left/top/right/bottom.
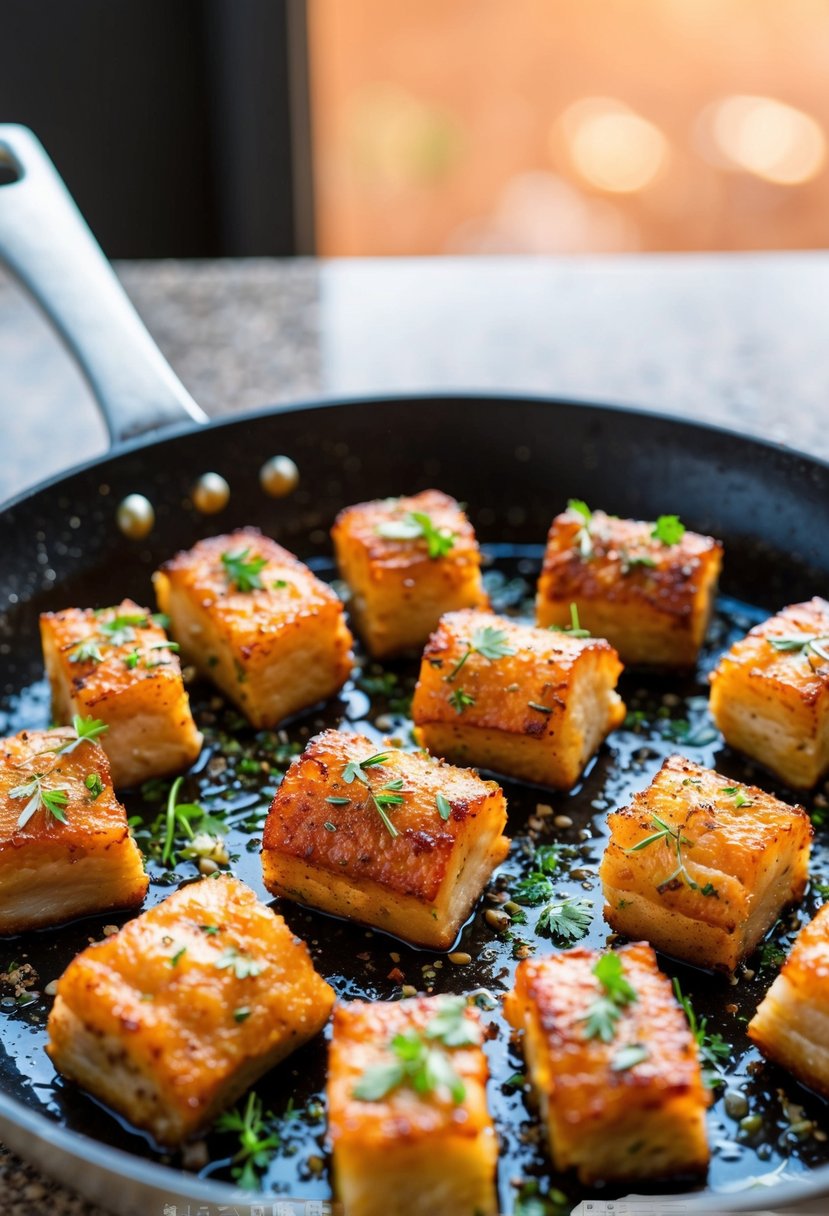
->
[[260, 455, 299, 498], [116, 493, 155, 540], [192, 472, 230, 515]]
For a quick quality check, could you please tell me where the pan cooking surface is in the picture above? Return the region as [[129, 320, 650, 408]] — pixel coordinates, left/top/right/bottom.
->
[[1, 545, 828, 1212]]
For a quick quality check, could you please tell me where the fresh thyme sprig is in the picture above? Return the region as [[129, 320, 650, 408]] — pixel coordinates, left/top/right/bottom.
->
[[672, 977, 730, 1087], [446, 624, 515, 682], [375, 510, 456, 559], [69, 611, 167, 665], [342, 752, 404, 838], [582, 952, 637, 1042], [769, 634, 829, 663], [627, 813, 718, 897], [215, 1091, 281, 1191], [221, 548, 268, 592], [9, 775, 70, 829], [352, 996, 479, 1104]]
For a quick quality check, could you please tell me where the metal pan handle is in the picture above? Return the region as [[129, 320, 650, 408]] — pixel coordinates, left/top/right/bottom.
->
[[0, 124, 207, 445]]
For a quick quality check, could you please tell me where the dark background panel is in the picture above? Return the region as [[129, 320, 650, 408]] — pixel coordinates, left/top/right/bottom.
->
[[0, 0, 305, 257]]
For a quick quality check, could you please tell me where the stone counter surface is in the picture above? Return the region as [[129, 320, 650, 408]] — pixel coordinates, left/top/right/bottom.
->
[[0, 253, 828, 1214]]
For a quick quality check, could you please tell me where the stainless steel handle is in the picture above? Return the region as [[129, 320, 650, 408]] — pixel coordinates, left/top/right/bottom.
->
[[0, 124, 207, 445]]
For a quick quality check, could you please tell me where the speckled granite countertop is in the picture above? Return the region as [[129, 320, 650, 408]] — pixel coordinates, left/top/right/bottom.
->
[[1, 253, 828, 1215]]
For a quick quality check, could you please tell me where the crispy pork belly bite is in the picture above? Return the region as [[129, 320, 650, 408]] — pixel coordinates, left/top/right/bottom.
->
[[153, 528, 353, 729], [709, 597, 829, 790], [411, 608, 624, 789], [536, 503, 723, 668], [40, 600, 202, 788], [0, 724, 147, 935], [331, 489, 487, 658], [504, 942, 710, 1185], [328, 995, 497, 1216], [749, 903, 829, 1098], [261, 729, 509, 949], [600, 755, 811, 972], [46, 875, 334, 1145]]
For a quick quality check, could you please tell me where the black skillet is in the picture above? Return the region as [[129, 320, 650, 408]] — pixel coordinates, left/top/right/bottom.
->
[[1, 125, 829, 1216]]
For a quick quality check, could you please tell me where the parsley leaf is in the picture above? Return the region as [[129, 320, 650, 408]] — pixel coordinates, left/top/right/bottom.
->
[[353, 997, 478, 1104], [221, 548, 268, 592], [651, 514, 686, 545], [68, 638, 104, 664], [215, 1091, 280, 1191], [375, 511, 456, 559], [46, 715, 109, 758], [537, 896, 593, 942], [582, 952, 637, 1043], [567, 498, 594, 559]]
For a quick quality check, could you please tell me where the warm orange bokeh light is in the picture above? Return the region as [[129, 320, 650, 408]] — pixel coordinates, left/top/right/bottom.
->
[[308, 0, 829, 255]]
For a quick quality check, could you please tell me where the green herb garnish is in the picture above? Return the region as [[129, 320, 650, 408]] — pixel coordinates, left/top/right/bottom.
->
[[549, 602, 590, 638], [627, 813, 718, 897], [720, 786, 753, 809], [68, 638, 104, 664], [215, 946, 264, 980], [341, 752, 404, 839], [375, 511, 456, 559], [84, 772, 104, 800], [221, 548, 268, 592], [537, 896, 593, 942], [582, 952, 637, 1043], [446, 624, 515, 682], [352, 996, 479, 1104], [215, 1091, 280, 1191], [672, 977, 730, 1087], [45, 715, 109, 758], [9, 775, 70, 829], [768, 634, 829, 663], [651, 514, 686, 545], [449, 687, 475, 714], [436, 792, 452, 821], [611, 1043, 650, 1071], [567, 498, 594, 559]]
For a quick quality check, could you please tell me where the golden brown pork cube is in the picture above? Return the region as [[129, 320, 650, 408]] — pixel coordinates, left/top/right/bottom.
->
[[331, 489, 487, 658], [46, 875, 334, 1144]]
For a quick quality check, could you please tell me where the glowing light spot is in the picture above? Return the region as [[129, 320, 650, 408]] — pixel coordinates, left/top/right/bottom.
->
[[557, 98, 669, 194], [709, 95, 825, 185]]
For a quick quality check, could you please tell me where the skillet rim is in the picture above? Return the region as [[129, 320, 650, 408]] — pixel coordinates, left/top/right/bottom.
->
[[2, 388, 828, 517], [1, 389, 828, 1213]]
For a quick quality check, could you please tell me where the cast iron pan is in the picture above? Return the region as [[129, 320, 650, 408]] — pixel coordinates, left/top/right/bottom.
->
[[1, 127, 829, 1216]]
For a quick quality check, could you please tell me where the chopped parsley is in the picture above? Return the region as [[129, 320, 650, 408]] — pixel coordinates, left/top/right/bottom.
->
[[375, 510, 456, 559], [720, 786, 753, 809], [215, 1091, 281, 1191], [610, 1043, 650, 1072], [352, 996, 479, 1104], [567, 498, 594, 559], [651, 514, 686, 545], [84, 772, 104, 800], [581, 952, 637, 1042], [68, 638, 103, 664], [536, 896, 593, 942], [215, 947, 264, 980], [221, 548, 268, 592]]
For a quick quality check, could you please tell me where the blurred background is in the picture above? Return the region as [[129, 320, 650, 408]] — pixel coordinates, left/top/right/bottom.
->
[[3, 0, 829, 259]]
